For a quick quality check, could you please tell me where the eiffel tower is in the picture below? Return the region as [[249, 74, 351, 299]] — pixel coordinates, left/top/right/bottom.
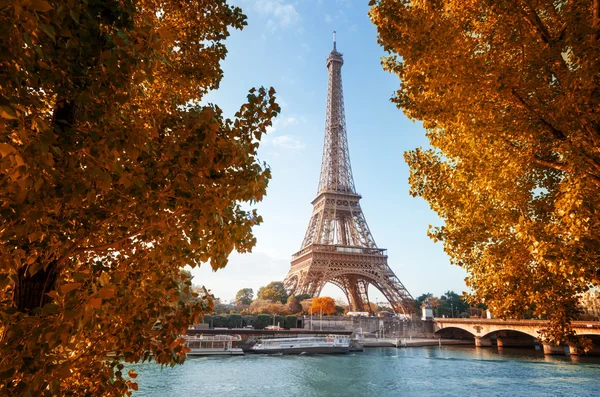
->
[[283, 33, 414, 315]]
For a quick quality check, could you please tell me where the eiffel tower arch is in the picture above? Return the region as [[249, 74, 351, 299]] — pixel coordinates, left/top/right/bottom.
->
[[284, 33, 415, 315]]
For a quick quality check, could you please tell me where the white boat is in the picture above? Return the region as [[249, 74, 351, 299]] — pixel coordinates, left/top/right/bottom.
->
[[184, 334, 244, 356], [249, 334, 350, 355]]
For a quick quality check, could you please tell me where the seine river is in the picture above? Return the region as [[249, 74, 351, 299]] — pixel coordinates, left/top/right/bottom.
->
[[130, 346, 600, 396]]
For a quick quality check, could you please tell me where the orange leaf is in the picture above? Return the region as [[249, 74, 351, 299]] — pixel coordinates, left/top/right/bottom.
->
[[98, 286, 115, 299], [90, 297, 102, 309], [60, 282, 81, 295]]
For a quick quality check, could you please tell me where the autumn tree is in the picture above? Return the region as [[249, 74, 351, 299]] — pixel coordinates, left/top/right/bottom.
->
[[286, 294, 302, 314], [0, 0, 279, 395], [370, 0, 600, 346], [257, 281, 288, 304], [310, 296, 336, 315], [248, 300, 288, 315], [235, 288, 254, 306]]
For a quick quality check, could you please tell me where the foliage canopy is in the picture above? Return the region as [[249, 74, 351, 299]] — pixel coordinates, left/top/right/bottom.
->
[[310, 296, 336, 315], [0, 0, 278, 394], [370, 0, 600, 345], [257, 281, 288, 304], [235, 288, 254, 306]]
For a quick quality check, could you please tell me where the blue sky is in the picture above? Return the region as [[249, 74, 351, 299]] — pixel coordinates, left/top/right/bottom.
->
[[191, 0, 468, 303]]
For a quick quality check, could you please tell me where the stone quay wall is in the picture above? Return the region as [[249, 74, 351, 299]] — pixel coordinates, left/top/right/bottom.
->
[[302, 316, 435, 338]]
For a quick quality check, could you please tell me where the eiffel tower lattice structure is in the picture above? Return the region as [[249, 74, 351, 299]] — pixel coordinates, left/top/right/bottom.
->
[[283, 33, 415, 315]]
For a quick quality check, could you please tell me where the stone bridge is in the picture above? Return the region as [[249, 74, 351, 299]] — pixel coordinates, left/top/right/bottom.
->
[[433, 318, 600, 355]]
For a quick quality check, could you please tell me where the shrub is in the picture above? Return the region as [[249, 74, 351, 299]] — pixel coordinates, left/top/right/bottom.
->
[[284, 315, 298, 329], [212, 315, 228, 328], [228, 314, 243, 328], [255, 314, 272, 329], [274, 315, 285, 328], [243, 315, 257, 327]]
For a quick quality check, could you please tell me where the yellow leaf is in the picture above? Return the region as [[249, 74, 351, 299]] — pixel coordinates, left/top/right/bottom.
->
[[128, 370, 138, 379]]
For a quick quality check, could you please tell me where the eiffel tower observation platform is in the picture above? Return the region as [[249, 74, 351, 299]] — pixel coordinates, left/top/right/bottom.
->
[[284, 33, 414, 315]]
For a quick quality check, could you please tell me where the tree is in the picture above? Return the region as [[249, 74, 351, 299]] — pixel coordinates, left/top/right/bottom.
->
[[0, 1, 279, 394], [286, 294, 302, 314], [295, 294, 312, 302], [310, 296, 336, 315], [416, 293, 433, 309], [371, 0, 600, 347], [257, 281, 288, 304], [440, 291, 469, 317], [235, 288, 254, 306]]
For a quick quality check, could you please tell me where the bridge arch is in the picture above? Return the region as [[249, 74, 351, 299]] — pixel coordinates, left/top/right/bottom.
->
[[434, 326, 476, 340], [481, 328, 538, 339]]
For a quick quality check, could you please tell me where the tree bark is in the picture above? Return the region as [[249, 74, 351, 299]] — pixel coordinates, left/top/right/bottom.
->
[[594, 0, 600, 41], [13, 100, 76, 312], [14, 264, 57, 312]]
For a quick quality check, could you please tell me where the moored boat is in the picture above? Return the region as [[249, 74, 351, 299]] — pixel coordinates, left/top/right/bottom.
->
[[184, 334, 244, 356], [248, 334, 350, 355]]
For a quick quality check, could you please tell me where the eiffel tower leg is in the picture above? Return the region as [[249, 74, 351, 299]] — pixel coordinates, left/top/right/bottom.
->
[[357, 279, 372, 314], [371, 272, 415, 315]]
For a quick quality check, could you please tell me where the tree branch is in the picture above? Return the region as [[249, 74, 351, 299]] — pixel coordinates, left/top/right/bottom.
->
[[511, 89, 567, 141], [532, 156, 572, 173], [516, 0, 552, 44], [75, 209, 184, 254]]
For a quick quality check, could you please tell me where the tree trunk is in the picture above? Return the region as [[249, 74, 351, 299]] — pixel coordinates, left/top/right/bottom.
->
[[594, 0, 600, 41], [12, 99, 76, 312], [14, 264, 57, 312]]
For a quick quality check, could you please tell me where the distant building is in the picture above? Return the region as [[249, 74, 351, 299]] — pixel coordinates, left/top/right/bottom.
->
[[580, 290, 600, 318]]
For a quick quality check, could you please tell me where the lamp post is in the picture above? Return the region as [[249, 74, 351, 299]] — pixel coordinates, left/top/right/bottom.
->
[[320, 307, 322, 331], [451, 304, 454, 318]]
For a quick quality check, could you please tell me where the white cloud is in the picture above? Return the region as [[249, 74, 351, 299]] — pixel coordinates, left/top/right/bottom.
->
[[254, 0, 300, 30], [324, 14, 332, 24], [266, 115, 298, 134], [271, 135, 305, 150]]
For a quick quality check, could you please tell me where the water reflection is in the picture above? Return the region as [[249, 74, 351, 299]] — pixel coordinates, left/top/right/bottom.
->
[[130, 346, 600, 397]]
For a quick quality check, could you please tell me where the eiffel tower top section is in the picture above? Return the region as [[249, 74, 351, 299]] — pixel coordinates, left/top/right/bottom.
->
[[317, 32, 357, 196]]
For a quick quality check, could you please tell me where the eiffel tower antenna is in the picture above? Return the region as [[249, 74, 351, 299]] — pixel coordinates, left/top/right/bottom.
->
[[333, 31, 336, 51], [284, 35, 414, 314]]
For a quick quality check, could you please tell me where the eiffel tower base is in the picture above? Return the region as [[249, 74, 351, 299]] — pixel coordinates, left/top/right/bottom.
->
[[284, 247, 414, 315]]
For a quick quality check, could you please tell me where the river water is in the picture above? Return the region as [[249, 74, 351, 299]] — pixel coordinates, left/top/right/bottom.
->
[[130, 346, 600, 396]]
